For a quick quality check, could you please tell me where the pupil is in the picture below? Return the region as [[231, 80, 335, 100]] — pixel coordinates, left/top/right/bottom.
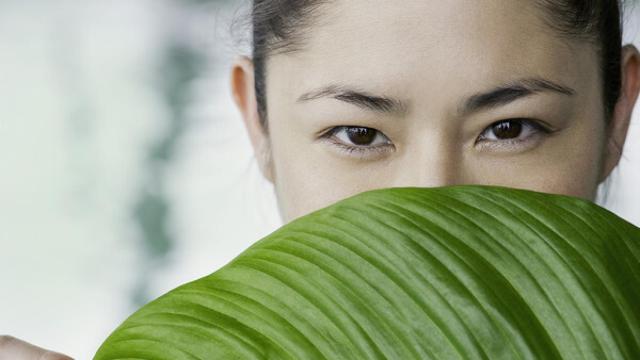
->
[[347, 127, 376, 145], [493, 121, 522, 139]]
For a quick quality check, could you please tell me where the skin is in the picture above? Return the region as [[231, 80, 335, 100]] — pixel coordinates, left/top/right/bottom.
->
[[233, 0, 640, 223], [0, 336, 72, 360]]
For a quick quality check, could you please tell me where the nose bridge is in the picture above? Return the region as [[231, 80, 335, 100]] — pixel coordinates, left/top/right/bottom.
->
[[392, 133, 461, 188]]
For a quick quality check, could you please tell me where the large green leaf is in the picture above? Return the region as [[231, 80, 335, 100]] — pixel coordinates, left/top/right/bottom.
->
[[94, 185, 640, 359]]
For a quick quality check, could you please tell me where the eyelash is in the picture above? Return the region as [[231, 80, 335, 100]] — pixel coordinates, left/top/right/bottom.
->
[[320, 119, 553, 158], [320, 126, 394, 160], [475, 119, 553, 149]]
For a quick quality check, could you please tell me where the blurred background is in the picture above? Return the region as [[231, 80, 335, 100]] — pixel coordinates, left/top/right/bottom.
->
[[1, 1, 639, 358]]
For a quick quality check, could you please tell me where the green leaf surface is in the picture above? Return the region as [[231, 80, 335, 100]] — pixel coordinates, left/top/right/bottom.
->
[[94, 185, 640, 359]]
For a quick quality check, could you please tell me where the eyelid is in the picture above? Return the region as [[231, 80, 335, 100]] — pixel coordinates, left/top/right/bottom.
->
[[475, 118, 554, 151], [320, 126, 395, 159], [333, 126, 391, 146]]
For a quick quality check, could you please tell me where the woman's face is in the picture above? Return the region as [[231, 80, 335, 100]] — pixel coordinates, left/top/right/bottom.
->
[[234, 0, 638, 223]]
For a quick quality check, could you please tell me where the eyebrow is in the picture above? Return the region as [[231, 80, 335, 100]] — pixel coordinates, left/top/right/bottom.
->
[[459, 77, 576, 116], [296, 77, 576, 116], [297, 84, 407, 114]]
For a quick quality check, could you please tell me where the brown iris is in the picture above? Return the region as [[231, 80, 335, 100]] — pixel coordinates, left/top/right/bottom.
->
[[492, 120, 523, 139], [346, 127, 377, 145]]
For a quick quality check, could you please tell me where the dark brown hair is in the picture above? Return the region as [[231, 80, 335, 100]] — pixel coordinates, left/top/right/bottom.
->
[[251, 0, 624, 132]]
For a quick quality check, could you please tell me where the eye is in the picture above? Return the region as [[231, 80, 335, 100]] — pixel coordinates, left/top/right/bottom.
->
[[321, 126, 394, 159], [476, 119, 553, 150], [333, 126, 390, 146]]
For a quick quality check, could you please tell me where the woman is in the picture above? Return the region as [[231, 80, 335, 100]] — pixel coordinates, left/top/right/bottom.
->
[[233, 0, 640, 224], [3, 0, 639, 358]]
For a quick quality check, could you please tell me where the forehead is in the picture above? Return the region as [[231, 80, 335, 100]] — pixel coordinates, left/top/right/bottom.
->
[[268, 0, 598, 107]]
